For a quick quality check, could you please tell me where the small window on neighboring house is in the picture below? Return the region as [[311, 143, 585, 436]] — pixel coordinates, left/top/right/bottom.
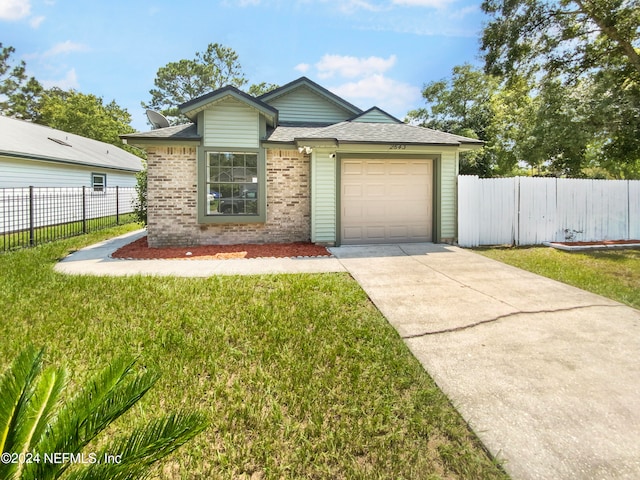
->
[[92, 173, 106, 192]]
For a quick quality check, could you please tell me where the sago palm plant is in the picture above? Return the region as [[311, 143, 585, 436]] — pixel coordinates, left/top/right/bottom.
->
[[0, 346, 207, 480]]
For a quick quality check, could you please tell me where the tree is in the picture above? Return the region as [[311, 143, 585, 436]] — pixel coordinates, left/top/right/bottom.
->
[[0, 346, 207, 480], [481, 0, 640, 177], [143, 43, 247, 124], [481, 0, 640, 81], [37, 88, 139, 154], [407, 64, 502, 176], [247, 82, 279, 97], [0, 43, 43, 120], [133, 168, 147, 226]]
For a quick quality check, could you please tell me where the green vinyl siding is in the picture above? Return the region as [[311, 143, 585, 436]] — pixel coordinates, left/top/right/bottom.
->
[[204, 98, 259, 148], [268, 87, 353, 124], [439, 151, 458, 240], [311, 152, 337, 243], [352, 109, 399, 123]]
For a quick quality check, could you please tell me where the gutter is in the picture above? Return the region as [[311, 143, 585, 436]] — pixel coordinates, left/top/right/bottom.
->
[[0, 151, 142, 173]]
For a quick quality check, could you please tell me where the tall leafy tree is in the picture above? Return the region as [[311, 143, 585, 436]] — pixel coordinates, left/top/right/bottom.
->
[[407, 64, 502, 176], [481, 0, 640, 80], [143, 43, 247, 124], [247, 82, 280, 97], [481, 0, 640, 177], [37, 88, 138, 154], [0, 43, 43, 120]]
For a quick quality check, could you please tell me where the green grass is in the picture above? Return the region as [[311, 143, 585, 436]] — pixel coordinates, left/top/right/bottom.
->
[[476, 246, 640, 309], [0, 225, 507, 480]]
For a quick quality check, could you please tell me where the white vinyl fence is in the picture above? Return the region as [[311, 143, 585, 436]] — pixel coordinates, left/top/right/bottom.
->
[[458, 176, 640, 247]]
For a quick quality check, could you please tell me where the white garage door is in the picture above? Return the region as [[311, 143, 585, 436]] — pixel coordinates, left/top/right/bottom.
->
[[341, 158, 433, 244]]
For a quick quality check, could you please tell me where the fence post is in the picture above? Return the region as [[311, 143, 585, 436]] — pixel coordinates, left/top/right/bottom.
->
[[29, 186, 35, 246], [116, 186, 120, 225], [82, 186, 87, 234]]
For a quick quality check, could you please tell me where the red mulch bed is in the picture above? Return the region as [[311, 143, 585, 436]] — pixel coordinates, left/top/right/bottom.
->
[[554, 239, 640, 246], [112, 236, 331, 260]]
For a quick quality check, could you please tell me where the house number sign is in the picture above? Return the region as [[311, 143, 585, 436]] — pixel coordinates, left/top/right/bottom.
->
[[389, 144, 407, 150]]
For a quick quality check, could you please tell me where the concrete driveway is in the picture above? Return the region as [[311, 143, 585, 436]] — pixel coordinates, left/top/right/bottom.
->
[[330, 243, 640, 480]]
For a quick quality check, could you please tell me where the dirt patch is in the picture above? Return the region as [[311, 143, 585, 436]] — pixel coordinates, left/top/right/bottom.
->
[[111, 236, 331, 260]]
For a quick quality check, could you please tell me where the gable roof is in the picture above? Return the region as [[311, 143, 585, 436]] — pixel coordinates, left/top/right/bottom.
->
[[265, 121, 483, 147], [0, 116, 143, 172], [259, 77, 363, 117], [350, 107, 403, 124], [179, 85, 278, 124]]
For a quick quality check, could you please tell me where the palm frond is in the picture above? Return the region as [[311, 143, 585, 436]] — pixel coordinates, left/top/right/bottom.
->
[[64, 412, 208, 480], [13, 367, 66, 479], [0, 346, 44, 480], [33, 358, 159, 479]]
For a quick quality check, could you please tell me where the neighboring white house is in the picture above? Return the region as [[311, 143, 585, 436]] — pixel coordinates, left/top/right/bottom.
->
[[0, 115, 143, 189]]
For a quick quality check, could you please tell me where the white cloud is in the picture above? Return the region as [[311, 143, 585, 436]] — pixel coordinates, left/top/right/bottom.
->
[[42, 68, 79, 90], [45, 41, 89, 57], [29, 15, 45, 28], [0, 0, 31, 20], [315, 54, 396, 79], [337, 0, 381, 13], [294, 63, 310, 74], [296, 52, 421, 117], [330, 74, 421, 114]]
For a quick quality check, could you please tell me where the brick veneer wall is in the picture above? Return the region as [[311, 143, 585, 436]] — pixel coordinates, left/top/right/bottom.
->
[[146, 147, 311, 246]]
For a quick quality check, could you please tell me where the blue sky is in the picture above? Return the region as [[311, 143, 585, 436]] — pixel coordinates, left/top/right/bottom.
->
[[1, 0, 485, 131]]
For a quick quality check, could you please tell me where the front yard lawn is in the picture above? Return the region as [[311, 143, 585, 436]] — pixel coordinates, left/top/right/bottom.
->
[[0, 225, 507, 479], [476, 246, 640, 309]]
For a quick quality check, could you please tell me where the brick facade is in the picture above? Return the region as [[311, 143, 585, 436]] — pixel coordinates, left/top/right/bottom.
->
[[146, 147, 310, 247]]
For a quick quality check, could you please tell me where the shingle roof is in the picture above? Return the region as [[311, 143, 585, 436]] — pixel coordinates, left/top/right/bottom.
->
[[265, 121, 483, 146], [120, 123, 200, 141], [1, 116, 143, 172]]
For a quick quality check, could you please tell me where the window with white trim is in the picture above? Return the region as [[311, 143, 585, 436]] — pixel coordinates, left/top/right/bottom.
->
[[92, 173, 106, 192]]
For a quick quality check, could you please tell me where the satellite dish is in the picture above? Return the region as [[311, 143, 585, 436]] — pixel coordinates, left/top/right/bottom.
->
[[146, 109, 170, 129]]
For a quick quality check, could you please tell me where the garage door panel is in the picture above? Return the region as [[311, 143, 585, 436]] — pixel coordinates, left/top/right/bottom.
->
[[365, 226, 386, 239], [365, 183, 386, 196], [365, 161, 385, 174], [343, 161, 363, 175], [341, 158, 433, 244], [343, 227, 363, 242], [388, 225, 409, 239]]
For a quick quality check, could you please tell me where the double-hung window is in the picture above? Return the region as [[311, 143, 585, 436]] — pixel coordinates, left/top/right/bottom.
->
[[92, 173, 106, 192], [199, 150, 265, 223]]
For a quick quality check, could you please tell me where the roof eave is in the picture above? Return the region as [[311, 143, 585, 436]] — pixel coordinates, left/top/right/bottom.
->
[[121, 137, 201, 147], [0, 150, 142, 172], [260, 77, 363, 116], [179, 87, 278, 125]]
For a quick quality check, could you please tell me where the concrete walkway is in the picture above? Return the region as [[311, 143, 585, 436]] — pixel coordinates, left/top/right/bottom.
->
[[331, 243, 640, 480], [54, 229, 346, 276], [55, 232, 640, 479]]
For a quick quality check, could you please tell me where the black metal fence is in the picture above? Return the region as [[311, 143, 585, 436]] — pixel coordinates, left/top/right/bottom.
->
[[1, 186, 137, 251]]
